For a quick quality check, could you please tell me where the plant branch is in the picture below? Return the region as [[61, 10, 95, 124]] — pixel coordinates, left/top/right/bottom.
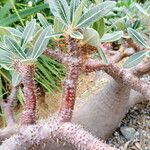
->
[[131, 61, 150, 77], [44, 48, 67, 64], [83, 59, 106, 72], [104, 64, 150, 100], [13, 60, 37, 125], [0, 116, 118, 150], [1, 86, 19, 126], [83, 60, 150, 99], [59, 37, 81, 122], [111, 45, 135, 63], [126, 39, 140, 52]]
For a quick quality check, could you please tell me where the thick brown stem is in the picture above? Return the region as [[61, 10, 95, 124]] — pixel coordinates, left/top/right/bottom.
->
[[1, 86, 19, 126], [0, 116, 118, 150], [111, 46, 135, 63], [84, 60, 150, 99], [13, 60, 37, 125], [104, 64, 150, 100], [44, 48, 67, 64], [83, 59, 105, 72], [126, 39, 140, 51], [59, 37, 80, 122], [132, 61, 150, 77], [21, 65, 37, 124]]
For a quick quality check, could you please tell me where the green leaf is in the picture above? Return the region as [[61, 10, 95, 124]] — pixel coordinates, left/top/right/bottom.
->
[[127, 28, 149, 48], [0, 3, 49, 26], [123, 51, 147, 68], [53, 17, 65, 33], [21, 19, 36, 46], [146, 51, 150, 58], [135, 3, 149, 16], [0, 26, 11, 36], [4, 36, 26, 59], [7, 27, 22, 37], [30, 26, 51, 59], [45, 32, 63, 39], [11, 71, 21, 87], [21, 58, 36, 65], [76, 1, 116, 28], [100, 31, 123, 43], [97, 46, 109, 64], [93, 18, 105, 37], [72, 0, 88, 27], [48, 0, 70, 25], [0, 48, 12, 65], [82, 28, 100, 46], [94, 0, 103, 4], [0, 1, 13, 19], [70, 31, 83, 39], [70, 0, 80, 21], [37, 13, 50, 28]]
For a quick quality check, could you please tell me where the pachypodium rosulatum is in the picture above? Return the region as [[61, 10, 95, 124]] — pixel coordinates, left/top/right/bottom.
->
[[0, 0, 150, 150]]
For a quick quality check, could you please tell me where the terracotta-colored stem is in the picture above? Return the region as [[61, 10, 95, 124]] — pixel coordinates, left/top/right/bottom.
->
[[111, 46, 135, 63], [21, 65, 36, 124], [104, 64, 150, 100], [1, 86, 19, 126], [44, 48, 67, 64], [59, 37, 80, 122], [0, 117, 119, 150], [126, 39, 140, 52], [132, 61, 150, 77], [83, 59, 105, 72], [13, 60, 37, 125], [83, 60, 150, 99]]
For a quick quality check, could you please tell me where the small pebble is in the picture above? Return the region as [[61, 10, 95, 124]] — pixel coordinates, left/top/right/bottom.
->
[[120, 126, 136, 141]]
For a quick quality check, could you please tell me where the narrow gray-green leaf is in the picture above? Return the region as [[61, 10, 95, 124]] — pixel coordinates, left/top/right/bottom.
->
[[70, 31, 83, 39], [37, 13, 50, 28], [48, 0, 70, 25], [7, 27, 22, 37], [94, 0, 103, 4], [4, 36, 26, 59], [11, 71, 22, 87], [30, 26, 51, 59], [0, 26, 11, 36], [22, 19, 36, 46], [0, 49, 12, 65], [135, 3, 149, 16], [97, 46, 109, 64], [53, 18, 65, 33], [76, 1, 116, 28], [46, 32, 63, 39], [70, 0, 80, 21], [100, 31, 123, 43], [127, 28, 149, 48], [146, 51, 150, 58], [123, 51, 147, 68], [72, 0, 88, 27]]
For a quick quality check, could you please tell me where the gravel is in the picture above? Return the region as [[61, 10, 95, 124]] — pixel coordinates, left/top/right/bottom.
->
[[107, 102, 150, 150]]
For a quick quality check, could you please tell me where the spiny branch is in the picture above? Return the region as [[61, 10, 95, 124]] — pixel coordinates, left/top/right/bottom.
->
[[1, 86, 19, 126], [104, 64, 150, 100], [44, 48, 67, 64], [0, 116, 119, 150], [83, 60, 150, 100], [13, 60, 37, 125], [59, 37, 81, 122], [132, 61, 150, 77]]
